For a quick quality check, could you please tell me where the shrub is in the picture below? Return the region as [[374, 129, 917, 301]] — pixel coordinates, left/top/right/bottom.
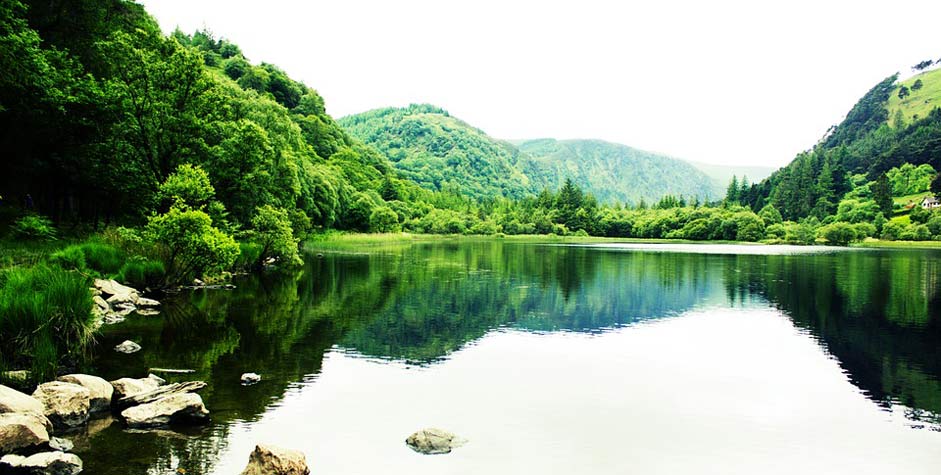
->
[[248, 205, 302, 268], [819, 222, 858, 246], [10, 215, 57, 241], [0, 265, 94, 380], [234, 242, 263, 271]]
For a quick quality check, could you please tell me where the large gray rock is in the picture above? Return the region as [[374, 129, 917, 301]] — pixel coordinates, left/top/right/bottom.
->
[[0, 412, 51, 454], [113, 340, 141, 354], [135, 297, 160, 308], [0, 385, 44, 416], [115, 381, 205, 409], [55, 375, 112, 414], [109, 376, 161, 400], [120, 393, 209, 428], [240, 373, 261, 386], [405, 428, 466, 455], [93, 279, 138, 300], [47, 437, 72, 452], [31, 382, 90, 429], [0, 451, 82, 475], [240, 444, 309, 475]]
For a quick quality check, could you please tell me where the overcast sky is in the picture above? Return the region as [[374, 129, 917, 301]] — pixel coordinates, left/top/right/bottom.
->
[[140, 0, 941, 168]]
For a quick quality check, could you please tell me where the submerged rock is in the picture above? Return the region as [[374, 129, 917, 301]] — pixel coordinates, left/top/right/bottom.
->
[[405, 428, 466, 455], [94, 279, 138, 300], [31, 382, 90, 429], [55, 375, 113, 414], [135, 297, 160, 308], [113, 340, 141, 354], [240, 444, 309, 475], [240, 373, 261, 386], [0, 451, 82, 475], [120, 393, 209, 428], [0, 385, 44, 416], [0, 412, 51, 454]]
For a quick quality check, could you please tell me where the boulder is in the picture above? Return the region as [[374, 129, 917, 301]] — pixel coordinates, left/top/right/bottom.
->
[[92, 295, 109, 314], [113, 340, 141, 354], [0, 385, 44, 416], [47, 437, 72, 452], [0, 413, 50, 454], [116, 381, 205, 409], [105, 293, 137, 308], [240, 373, 261, 386], [120, 393, 209, 428], [93, 279, 138, 299], [109, 376, 162, 400], [405, 428, 466, 455], [31, 382, 90, 429], [0, 451, 82, 475], [55, 375, 113, 414], [136, 308, 160, 317], [240, 444, 309, 475]]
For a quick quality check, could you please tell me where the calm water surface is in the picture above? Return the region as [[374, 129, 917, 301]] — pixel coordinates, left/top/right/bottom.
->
[[76, 240, 941, 474]]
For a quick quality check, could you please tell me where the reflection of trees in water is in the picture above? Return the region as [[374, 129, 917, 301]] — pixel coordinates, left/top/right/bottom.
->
[[86, 244, 941, 474], [733, 251, 941, 424]]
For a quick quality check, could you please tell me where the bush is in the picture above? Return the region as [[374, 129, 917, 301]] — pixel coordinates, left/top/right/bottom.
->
[[0, 265, 93, 380], [10, 215, 57, 241], [234, 242, 263, 271], [116, 258, 166, 289], [819, 222, 858, 246]]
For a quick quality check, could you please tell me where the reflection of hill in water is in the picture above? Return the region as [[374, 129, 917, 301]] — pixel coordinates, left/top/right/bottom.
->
[[84, 242, 941, 474], [338, 244, 736, 363]]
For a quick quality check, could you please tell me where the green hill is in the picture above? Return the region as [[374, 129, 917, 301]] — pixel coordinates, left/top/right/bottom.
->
[[887, 68, 941, 127], [518, 139, 717, 204], [746, 65, 941, 220], [339, 105, 535, 200], [342, 106, 716, 204]]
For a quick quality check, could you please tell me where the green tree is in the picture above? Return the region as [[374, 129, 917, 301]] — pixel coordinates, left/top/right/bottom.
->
[[249, 205, 302, 269], [898, 85, 910, 99], [872, 173, 893, 217], [819, 222, 858, 246], [146, 206, 239, 285], [912, 79, 924, 90], [159, 163, 214, 210]]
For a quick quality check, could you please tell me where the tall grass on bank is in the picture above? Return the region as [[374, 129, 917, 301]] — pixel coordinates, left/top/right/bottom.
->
[[0, 265, 95, 381]]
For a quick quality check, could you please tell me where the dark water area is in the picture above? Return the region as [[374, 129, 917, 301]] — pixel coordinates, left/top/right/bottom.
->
[[75, 241, 941, 474]]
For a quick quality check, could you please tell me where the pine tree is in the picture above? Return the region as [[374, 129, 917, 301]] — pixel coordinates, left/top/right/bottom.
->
[[726, 175, 740, 204], [872, 173, 893, 216]]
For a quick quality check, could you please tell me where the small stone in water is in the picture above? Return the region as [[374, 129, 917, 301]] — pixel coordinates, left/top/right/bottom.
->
[[240, 373, 261, 385], [114, 340, 142, 354]]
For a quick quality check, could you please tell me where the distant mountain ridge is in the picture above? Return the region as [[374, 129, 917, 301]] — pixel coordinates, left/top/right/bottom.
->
[[341, 105, 719, 204], [517, 138, 716, 204]]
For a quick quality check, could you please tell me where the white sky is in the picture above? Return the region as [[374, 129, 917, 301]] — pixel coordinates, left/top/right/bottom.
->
[[140, 0, 941, 168]]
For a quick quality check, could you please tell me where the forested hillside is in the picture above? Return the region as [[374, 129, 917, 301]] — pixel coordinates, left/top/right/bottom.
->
[[342, 106, 716, 205], [339, 105, 536, 200], [518, 139, 716, 204], [743, 66, 941, 221]]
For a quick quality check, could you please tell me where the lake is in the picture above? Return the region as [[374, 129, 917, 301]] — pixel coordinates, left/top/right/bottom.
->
[[77, 239, 941, 474]]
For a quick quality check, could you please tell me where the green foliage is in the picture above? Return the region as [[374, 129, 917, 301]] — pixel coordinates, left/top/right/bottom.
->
[[79, 242, 124, 275], [758, 204, 783, 225], [146, 205, 239, 285], [248, 205, 302, 268], [886, 163, 936, 195], [159, 163, 215, 209], [49, 246, 86, 272], [910, 204, 931, 224], [835, 198, 880, 223], [872, 173, 894, 217], [0, 265, 93, 380], [819, 222, 859, 246], [116, 258, 166, 289], [369, 207, 400, 233], [10, 215, 57, 241]]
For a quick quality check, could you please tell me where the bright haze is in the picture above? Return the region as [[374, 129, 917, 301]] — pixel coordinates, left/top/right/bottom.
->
[[141, 0, 941, 168]]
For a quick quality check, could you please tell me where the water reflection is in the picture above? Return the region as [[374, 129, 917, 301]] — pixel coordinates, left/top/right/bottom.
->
[[80, 241, 941, 474]]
